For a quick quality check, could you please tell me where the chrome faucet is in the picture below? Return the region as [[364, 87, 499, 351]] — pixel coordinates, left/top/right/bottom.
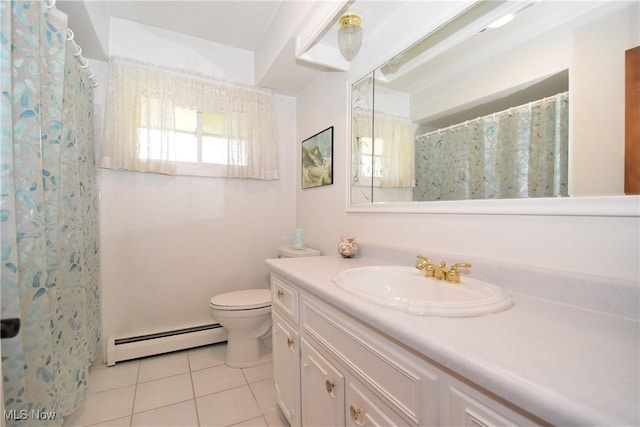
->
[[415, 255, 472, 284]]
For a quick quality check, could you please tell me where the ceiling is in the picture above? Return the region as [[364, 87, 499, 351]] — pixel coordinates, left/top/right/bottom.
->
[[55, 0, 411, 95], [104, 1, 282, 52], [55, 0, 351, 95]]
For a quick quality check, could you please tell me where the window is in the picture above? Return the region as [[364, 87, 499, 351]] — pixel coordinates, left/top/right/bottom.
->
[[357, 137, 384, 179], [351, 112, 415, 188], [102, 57, 279, 180], [137, 106, 248, 177]]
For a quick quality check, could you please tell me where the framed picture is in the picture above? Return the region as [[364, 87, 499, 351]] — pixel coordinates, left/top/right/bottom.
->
[[302, 126, 333, 189]]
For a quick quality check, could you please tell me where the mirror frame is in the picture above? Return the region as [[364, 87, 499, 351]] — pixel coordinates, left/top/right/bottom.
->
[[345, 1, 640, 218]]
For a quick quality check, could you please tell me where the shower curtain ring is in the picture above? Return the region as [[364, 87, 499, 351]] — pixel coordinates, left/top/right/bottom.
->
[[73, 44, 82, 57], [66, 28, 74, 41], [78, 56, 89, 68], [46, 0, 56, 9]]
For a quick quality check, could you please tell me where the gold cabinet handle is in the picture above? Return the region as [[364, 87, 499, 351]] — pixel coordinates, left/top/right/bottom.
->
[[325, 379, 335, 394], [349, 405, 362, 424], [277, 289, 284, 299], [287, 337, 295, 348]]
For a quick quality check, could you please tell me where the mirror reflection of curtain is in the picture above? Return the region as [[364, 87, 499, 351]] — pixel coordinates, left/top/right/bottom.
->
[[353, 112, 415, 188], [414, 93, 569, 201]]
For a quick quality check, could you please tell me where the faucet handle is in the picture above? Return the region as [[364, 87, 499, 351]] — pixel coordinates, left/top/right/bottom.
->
[[415, 255, 431, 269], [447, 262, 472, 284], [416, 255, 437, 277]]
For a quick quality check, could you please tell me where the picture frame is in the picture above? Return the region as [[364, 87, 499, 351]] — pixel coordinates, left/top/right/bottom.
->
[[302, 126, 333, 189]]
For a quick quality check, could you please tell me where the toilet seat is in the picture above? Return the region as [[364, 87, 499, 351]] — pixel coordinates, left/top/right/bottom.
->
[[210, 289, 271, 310]]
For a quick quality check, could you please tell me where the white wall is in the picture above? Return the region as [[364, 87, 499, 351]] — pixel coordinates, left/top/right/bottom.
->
[[295, 3, 640, 282], [98, 20, 297, 347]]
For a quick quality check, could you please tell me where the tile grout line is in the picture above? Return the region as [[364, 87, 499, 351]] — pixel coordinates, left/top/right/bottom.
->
[[241, 367, 270, 425], [187, 348, 203, 427], [129, 360, 141, 427]]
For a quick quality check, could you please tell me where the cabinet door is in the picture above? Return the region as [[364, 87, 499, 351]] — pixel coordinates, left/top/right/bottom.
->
[[272, 311, 300, 427], [346, 378, 409, 427], [301, 338, 345, 427]]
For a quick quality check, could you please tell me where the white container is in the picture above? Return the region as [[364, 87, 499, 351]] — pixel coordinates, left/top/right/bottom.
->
[[293, 228, 305, 249]]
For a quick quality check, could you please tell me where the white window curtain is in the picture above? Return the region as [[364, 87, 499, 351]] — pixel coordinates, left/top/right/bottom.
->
[[102, 57, 279, 180], [352, 111, 415, 187]]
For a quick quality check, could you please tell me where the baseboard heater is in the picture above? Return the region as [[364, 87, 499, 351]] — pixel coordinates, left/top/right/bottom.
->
[[106, 323, 228, 366]]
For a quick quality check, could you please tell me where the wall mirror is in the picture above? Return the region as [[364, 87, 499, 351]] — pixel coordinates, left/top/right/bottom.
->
[[349, 0, 639, 215]]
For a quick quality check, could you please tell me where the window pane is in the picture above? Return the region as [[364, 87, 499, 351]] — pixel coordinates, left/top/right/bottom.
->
[[202, 135, 228, 164], [202, 112, 224, 134], [175, 107, 197, 132], [360, 137, 374, 155], [358, 137, 384, 177], [137, 128, 163, 159], [203, 136, 249, 166], [373, 139, 385, 156], [175, 131, 197, 163]]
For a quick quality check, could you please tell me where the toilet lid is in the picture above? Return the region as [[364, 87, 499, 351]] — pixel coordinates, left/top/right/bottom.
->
[[210, 289, 271, 310]]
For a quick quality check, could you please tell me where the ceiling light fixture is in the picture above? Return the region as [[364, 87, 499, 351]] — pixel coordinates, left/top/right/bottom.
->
[[338, 14, 362, 61], [487, 13, 515, 29]]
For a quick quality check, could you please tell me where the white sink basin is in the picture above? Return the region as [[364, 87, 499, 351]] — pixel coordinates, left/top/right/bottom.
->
[[332, 266, 513, 317]]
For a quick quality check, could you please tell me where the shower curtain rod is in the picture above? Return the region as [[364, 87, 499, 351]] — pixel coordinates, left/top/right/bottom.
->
[[45, 0, 99, 88], [415, 91, 568, 141]]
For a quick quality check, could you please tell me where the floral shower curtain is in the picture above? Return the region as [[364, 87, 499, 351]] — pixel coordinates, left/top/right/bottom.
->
[[1, 1, 100, 425], [414, 93, 569, 201]]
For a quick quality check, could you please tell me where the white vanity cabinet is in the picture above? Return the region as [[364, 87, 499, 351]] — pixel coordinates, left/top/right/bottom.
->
[[271, 272, 549, 427], [271, 273, 438, 426], [267, 254, 639, 427]]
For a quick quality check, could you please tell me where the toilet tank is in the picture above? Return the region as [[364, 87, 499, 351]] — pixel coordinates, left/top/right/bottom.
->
[[279, 245, 321, 258]]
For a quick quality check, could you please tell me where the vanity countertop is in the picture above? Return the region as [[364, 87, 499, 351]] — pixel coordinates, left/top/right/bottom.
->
[[266, 255, 639, 427]]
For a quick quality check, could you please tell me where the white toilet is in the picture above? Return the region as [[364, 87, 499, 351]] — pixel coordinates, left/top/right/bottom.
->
[[210, 245, 320, 368], [209, 289, 272, 368]]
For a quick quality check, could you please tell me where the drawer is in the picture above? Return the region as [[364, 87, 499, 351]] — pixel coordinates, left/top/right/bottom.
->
[[302, 299, 435, 424], [449, 387, 518, 427], [448, 386, 543, 427], [346, 377, 409, 427], [271, 274, 299, 324]]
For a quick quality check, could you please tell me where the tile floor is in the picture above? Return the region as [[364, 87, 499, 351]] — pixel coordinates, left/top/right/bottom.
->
[[63, 343, 289, 427]]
